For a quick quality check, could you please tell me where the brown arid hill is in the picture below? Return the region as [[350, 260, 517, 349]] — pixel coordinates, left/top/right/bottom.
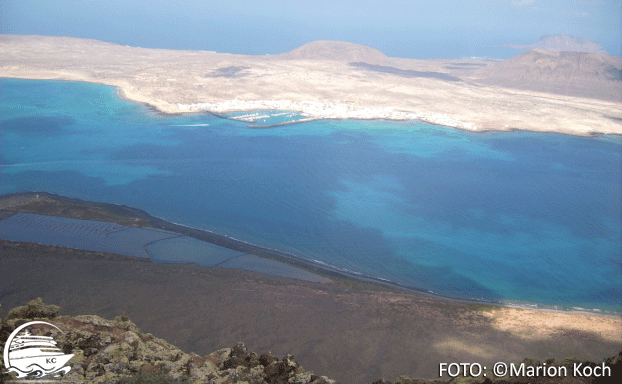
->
[[277, 40, 387, 63], [502, 34, 610, 55], [474, 49, 622, 102], [529, 35, 609, 55]]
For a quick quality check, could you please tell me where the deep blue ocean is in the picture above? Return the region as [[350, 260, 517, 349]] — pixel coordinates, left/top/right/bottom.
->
[[1, 78, 621, 311]]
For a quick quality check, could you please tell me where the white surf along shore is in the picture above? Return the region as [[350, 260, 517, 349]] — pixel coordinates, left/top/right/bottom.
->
[[176, 100, 480, 130], [2, 35, 621, 135]]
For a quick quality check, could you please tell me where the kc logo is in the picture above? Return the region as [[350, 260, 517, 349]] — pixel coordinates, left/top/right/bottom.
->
[[2, 321, 74, 379]]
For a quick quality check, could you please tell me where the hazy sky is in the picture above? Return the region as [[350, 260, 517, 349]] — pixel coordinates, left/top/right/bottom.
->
[[1, 0, 620, 58]]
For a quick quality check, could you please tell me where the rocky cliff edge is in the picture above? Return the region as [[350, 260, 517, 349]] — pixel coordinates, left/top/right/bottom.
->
[[0, 299, 337, 384]]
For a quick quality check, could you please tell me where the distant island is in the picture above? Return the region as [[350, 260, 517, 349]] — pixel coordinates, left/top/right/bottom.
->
[[0, 34, 620, 136]]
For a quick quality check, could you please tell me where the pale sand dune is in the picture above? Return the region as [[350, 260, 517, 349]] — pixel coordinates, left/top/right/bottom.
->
[[481, 308, 622, 343], [1, 34, 621, 135]]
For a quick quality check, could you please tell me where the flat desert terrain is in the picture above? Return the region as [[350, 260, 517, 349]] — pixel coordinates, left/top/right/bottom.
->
[[1, 240, 621, 384], [1, 35, 621, 135]]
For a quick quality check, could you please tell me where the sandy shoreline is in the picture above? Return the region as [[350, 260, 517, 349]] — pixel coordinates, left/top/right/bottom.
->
[[0, 74, 493, 132], [7, 73, 619, 138], [1, 238, 621, 383], [1, 191, 619, 318], [0, 74, 611, 140], [1, 193, 620, 382], [1, 34, 621, 137], [2, 35, 621, 383], [108, 83, 622, 137], [176, 99, 481, 131]]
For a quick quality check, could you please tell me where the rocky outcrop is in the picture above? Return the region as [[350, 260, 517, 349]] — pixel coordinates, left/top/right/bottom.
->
[[1, 300, 619, 384], [0, 299, 337, 384], [4, 297, 60, 320]]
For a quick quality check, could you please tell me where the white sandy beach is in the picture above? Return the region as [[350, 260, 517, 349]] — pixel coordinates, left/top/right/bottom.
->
[[1, 35, 621, 136]]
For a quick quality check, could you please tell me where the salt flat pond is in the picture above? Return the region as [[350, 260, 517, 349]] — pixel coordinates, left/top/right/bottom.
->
[[1, 78, 620, 311]]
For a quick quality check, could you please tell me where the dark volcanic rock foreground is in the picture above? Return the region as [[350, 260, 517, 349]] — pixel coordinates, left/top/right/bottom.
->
[[1, 299, 620, 384], [0, 299, 338, 384]]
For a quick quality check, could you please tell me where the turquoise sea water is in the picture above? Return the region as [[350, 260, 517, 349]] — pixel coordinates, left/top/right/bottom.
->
[[1, 78, 621, 311]]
